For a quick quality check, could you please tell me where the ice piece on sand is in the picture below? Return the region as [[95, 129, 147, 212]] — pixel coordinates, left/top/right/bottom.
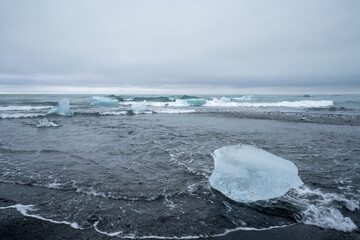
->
[[209, 145, 303, 202], [37, 118, 60, 127], [47, 98, 74, 116], [90, 96, 119, 106]]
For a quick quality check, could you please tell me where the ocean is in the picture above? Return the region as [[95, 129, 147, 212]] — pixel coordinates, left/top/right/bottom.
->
[[0, 94, 359, 238]]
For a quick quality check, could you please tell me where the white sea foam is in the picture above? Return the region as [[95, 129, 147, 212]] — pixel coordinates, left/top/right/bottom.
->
[[205, 99, 334, 108], [0, 204, 293, 239], [0, 105, 52, 111], [232, 96, 253, 101], [0, 113, 47, 119], [100, 111, 128, 116], [155, 109, 196, 114], [284, 186, 358, 232], [128, 98, 334, 109], [93, 222, 293, 239], [0, 204, 82, 229]]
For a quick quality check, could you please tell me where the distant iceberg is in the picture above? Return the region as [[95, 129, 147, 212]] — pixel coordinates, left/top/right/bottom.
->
[[209, 145, 303, 202], [90, 96, 119, 106], [175, 99, 206, 106], [219, 97, 231, 103], [131, 101, 147, 112], [47, 98, 74, 116], [37, 118, 60, 127]]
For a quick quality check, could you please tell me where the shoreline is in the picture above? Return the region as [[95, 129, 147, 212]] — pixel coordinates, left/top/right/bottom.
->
[[1, 208, 359, 240]]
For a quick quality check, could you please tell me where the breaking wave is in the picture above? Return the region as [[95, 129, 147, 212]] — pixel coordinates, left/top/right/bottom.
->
[[90, 96, 119, 106], [204, 99, 334, 108], [0, 105, 52, 111], [0, 113, 47, 119], [286, 186, 358, 232]]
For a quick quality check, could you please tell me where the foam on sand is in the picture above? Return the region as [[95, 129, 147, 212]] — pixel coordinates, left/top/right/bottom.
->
[[0, 204, 82, 229], [209, 145, 303, 202], [47, 98, 74, 116], [284, 186, 358, 232]]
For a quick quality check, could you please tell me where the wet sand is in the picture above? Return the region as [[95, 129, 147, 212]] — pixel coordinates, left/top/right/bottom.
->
[[1, 208, 359, 240]]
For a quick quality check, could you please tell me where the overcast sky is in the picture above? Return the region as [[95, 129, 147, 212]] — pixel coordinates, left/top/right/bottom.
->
[[0, 0, 359, 94]]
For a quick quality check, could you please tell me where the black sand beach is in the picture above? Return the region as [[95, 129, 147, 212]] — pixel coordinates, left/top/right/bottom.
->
[[1, 208, 359, 240]]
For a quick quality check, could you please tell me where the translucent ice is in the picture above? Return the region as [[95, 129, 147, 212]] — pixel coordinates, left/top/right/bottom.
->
[[47, 98, 74, 116], [220, 97, 231, 103], [175, 99, 206, 106], [209, 145, 303, 202], [90, 96, 118, 106], [131, 101, 147, 112]]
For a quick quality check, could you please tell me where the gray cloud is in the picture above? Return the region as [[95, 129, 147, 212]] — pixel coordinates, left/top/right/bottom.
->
[[0, 0, 359, 93]]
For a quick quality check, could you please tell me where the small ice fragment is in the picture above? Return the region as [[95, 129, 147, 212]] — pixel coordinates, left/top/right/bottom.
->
[[37, 118, 60, 127]]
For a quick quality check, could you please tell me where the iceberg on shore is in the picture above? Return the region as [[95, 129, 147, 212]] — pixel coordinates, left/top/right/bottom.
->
[[209, 145, 303, 202], [47, 98, 74, 116], [90, 96, 119, 106]]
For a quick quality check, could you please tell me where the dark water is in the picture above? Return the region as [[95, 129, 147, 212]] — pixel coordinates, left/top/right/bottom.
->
[[0, 94, 359, 238]]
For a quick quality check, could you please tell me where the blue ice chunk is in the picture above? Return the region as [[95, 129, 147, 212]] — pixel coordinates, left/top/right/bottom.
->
[[220, 97, 231, 103], [131, 101, 147, 112], [47, 98, 74, 116], [181, 99, 206, 106], [209, 145, 303, 202]]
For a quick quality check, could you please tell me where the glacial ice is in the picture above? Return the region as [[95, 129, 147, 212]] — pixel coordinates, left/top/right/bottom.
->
[[131, 101, 147, 112], [175, 99, 206, 106], [47, 98, 74, 116], [220, 97, 231, 103], [90, 96, 119, 106], [209, 145, 303, 202]]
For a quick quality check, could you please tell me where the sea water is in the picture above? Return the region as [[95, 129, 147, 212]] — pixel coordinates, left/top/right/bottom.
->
[[0, 94, 359, 237]]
